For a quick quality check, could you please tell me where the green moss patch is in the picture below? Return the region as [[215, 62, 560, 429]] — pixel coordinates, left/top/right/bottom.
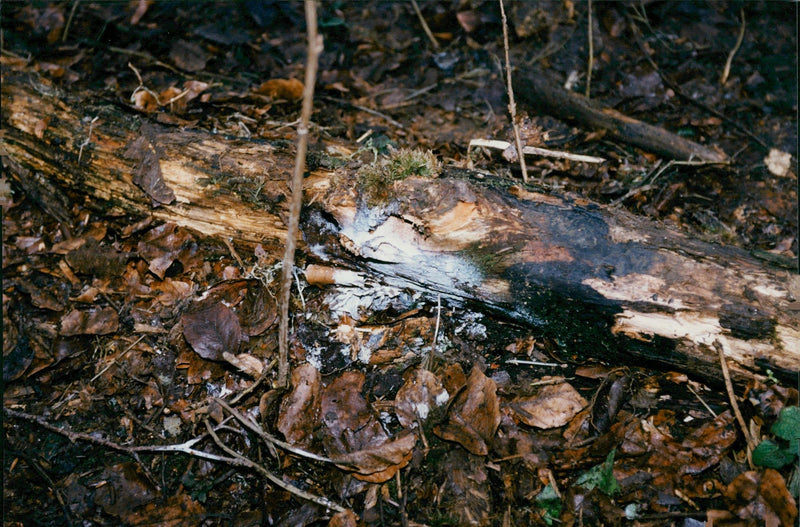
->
[[357, 148, 441, 205]]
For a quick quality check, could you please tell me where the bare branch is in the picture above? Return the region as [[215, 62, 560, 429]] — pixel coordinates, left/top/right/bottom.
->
[[278, 0, 324, 387], [498, 0, 529, 183], [204, 420, 346, 512]]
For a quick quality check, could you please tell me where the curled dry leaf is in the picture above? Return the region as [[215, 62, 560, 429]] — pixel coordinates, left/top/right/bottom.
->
[[181, 302, 241, 361], [434, 367, 500, 456], [394, 367, 449, 428], [222, 352, 263, 377], [332, 431, 417, 483], [277, 363, 321, 448], [123, 128, 176, 206], [510, 381, 588, 429]]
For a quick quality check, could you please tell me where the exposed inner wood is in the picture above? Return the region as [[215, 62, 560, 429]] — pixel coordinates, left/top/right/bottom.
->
[[3, 72, 797, 387]]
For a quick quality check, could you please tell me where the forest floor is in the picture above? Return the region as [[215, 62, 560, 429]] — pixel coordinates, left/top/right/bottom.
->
[[2, 1, 798, 525]]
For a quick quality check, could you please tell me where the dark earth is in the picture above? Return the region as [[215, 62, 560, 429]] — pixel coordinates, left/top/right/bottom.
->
[[2, 1, 798, 526]]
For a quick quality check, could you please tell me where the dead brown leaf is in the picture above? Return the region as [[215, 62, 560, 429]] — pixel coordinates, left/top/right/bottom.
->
[[510, 381, 588, 429], [182, 302, 242, 361], [93, 462, 158, 517], [724, 469, 798, 527], [320, 371, 415, 482], [277, 363, 321, 448], [59, 307, 119, 336], [394, 367, 449, 428], [435, 367, 500, 456], [332, 431, 417, 482]]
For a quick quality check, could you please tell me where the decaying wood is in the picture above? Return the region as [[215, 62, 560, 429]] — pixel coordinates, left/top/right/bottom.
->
[[513, 67, 729, 163], [3, 71, 797, 386]]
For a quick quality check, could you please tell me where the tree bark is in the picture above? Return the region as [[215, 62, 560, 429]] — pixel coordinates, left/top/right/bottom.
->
[[3, 71, 798, 386]]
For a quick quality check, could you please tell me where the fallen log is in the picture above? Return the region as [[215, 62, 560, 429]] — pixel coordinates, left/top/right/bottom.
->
[[3, 71, 798, 386]]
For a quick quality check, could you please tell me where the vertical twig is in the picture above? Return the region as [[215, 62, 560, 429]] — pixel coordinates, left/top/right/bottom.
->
[[720, 8, 745, 85], [62, 0, 81, 43], [410, 0, 440, 50], [498, 0, 528, 183], [585, 0, 594, 98], [425, 294, 442, 370], [278, 0, 323, 387]]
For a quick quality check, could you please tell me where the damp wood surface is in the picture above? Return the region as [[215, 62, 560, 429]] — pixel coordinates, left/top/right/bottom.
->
[[3, 71, 798, 386]]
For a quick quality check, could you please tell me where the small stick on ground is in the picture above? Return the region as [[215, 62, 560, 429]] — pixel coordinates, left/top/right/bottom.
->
[[4, 407, 346, 512], [410, 0, 439, 50], [720, 9, 746, 85], [278, 0, 323, 387], [204, 420, 346, 512], [498, 0, 529, 183], [468, 138, 605, 164], [715, 340, 756, 452]]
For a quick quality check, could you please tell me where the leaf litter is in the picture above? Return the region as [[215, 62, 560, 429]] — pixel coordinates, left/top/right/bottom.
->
[[2, 1, 798, 525]]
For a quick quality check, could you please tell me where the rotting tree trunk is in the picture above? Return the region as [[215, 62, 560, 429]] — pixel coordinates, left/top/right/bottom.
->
[[3, 71, 798, 386]]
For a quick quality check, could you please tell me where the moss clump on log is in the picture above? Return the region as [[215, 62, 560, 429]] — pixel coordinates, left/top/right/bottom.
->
[[357, 148, 441, 205]]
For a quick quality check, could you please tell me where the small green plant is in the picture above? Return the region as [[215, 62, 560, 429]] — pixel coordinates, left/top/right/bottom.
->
[[753, 405, 800, 470], [575, 448, 621, 497], [357, 148, 441, 205], [535, 484, 562, 525]]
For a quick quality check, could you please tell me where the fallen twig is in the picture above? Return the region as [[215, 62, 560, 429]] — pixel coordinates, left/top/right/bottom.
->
[[213, 397, 342, 465], [720, 9, 746, 85], [469, 138, 606, 164], [204, 420, 346, 512], [715, 340, 757, 453], [3, 407, 346, 512]]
